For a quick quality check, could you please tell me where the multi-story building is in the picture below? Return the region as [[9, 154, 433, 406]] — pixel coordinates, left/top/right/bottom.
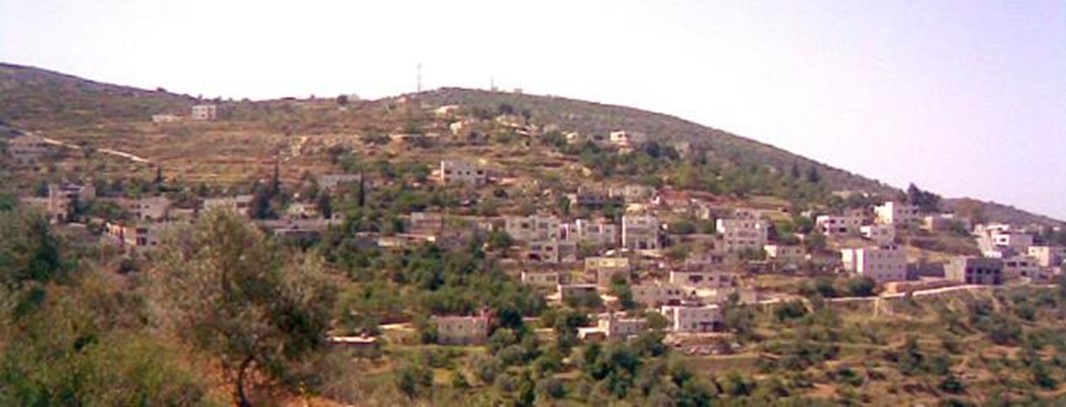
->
[[44, 183, 96, 222], [505, 215, 561, 242], [440, 160, 487, 186], [105, 222, 176, 252], [922, 213, 971, 232], [631, 282, 688, 307], [860, 224, 896, 245], [1002, 256, 1044, 281], [1028, 246, 1066, 268], [527, 239, 577, 263], [433, 312, 491, 345], [945, 256, 1003, 285], [123, 196, 171, 222], [660, 305, 722, 333], [815, 214, 864, 237], [190, 104, 218, 121], [840, 245, 907, 282], [622, 214, 661, 250], [874, 201, 920, 226], [564, 218, 618, 247], [715, 217, 768, 253]]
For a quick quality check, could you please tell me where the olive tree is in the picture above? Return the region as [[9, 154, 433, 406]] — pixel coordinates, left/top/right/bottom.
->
[[151, 210, 335, 406]]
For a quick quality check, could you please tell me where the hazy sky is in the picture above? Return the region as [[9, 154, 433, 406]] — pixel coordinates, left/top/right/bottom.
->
[[3, 0, 1064, 219]]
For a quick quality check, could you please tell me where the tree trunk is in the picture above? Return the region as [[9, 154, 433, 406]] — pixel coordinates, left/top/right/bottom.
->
[[236, 355, 255, 407]]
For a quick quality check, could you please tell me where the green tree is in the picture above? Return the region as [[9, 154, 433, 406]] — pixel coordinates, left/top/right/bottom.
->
[[152, 211, 336, 406]]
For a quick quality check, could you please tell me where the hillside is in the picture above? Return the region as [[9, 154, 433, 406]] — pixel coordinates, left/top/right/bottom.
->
[[413, 88, 897, 195], [944, 198, 1065, 229], [0, 63, 1061, 227], [0, 63, 196, 129]]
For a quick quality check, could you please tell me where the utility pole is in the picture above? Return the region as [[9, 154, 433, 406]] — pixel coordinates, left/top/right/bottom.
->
[[417, 63, 422, 93]]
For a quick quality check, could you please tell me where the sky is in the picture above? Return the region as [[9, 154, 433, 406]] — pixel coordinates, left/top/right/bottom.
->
[[2, 0, 1065, 219]]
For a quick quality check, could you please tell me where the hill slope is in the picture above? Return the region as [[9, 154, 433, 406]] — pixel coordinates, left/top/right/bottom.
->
[[412, 88, 895, 194], [0, 63, 196, 129], [0, 63, 1061, 226]]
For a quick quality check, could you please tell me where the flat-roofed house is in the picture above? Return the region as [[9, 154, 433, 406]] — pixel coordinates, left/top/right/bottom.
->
[[433, 312, 491, 345], [660, 305, 722, 333], [440, 159, 487, 186], [840, 245, 908, 282], [945, 256, 1003, 285]]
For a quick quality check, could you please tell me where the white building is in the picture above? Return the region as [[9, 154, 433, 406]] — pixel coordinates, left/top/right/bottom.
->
[[874, 202, 920, 226], [440, 160, 487, 186], [1028, 246, 1066, 268], [190, 104, 218, 121], [815, 214, 864, 237], [564, 218, 618, 247], [860, 224, 896, 245], [840, 245, 907, 282], [608, 131, 632, 147], [505, 215, 561, 242], [715, 217, 768, 253], [622, 214, 661, 250], [578, 313, 648, 340], [660, 305, 722, 333], [319, 174, 364, 190], [202, 195, 254, 217]]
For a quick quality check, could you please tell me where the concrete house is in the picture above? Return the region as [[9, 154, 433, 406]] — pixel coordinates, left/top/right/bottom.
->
[[669, 269, 738, 289], [860, 224, 896, 245], [558, 284, 599, 303], [816, 214, 864, 237], [521, 270, 563, 288], [124, 196, 171, 222], [319, 174, 364, 191], [505, 215, 561, 242], [631, 282, 688, 307], [840, 245, 907, 282], [715, 217, 768, 253], [1029, 246, 1066, 268], [1002, 256, 1044, 282], [527, 239, 577, 263], [564, 218, 619, 247], [622, 214, 661, 250], [440, 160, 487, 186], [660, 305, 722, 333], [190, 104, 218, 121], [764, 244, 806, 265], [567, 187, 621, 210], [433, 313, 491, 345], [874, 202, 920, 226], [945, 256, 1003, 285], [202, 195, 254, 217], [579, 313, 647, 340]]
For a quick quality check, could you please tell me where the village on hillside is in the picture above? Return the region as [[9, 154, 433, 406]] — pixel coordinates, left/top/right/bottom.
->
[[4, 97, 1064, 354]]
